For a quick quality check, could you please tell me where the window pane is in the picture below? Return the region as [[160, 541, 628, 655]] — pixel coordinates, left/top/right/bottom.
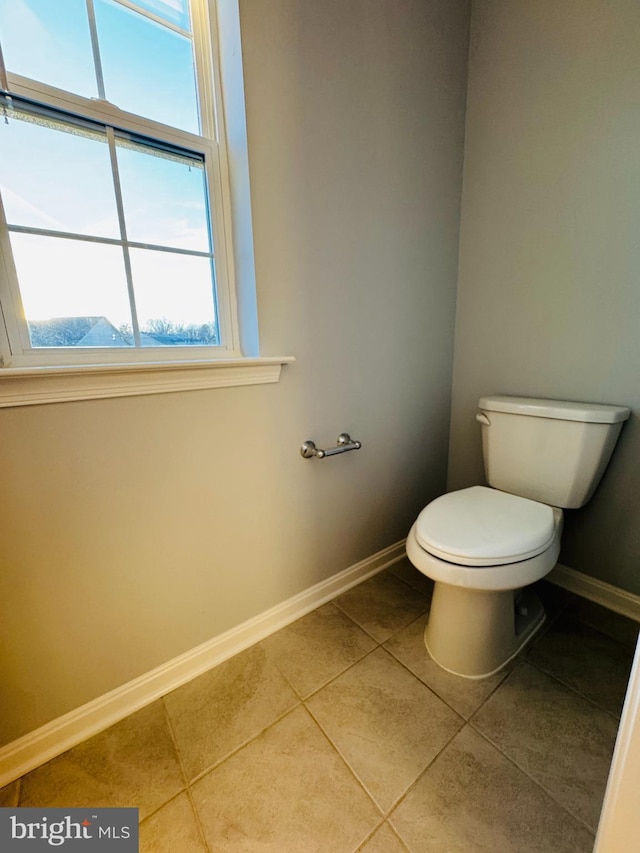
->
[[129, 248, 217, 346], [129, 0, 191, 31], [95, 0, 199, 133], [10, 233, 133, 347], [0, 111, 119, 238], [0, 0, 98, 98], [117, 140, 210, 252]]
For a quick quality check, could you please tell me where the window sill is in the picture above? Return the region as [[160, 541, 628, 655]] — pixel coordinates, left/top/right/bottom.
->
[[0, 356, 295, 408]]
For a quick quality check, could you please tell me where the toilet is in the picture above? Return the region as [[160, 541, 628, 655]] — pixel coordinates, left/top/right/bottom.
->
[[406, 395, 630, 679]]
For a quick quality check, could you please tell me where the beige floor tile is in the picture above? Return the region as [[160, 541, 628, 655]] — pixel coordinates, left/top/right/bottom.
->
[[19, 702, 184, 820], [140, 792, 208, 853], [527, 616, 634, 717], [0, 779, 20, 806], [387, 558, 435, 599], [261, 602, 377, 698], [471, 661, 618, 831], [7, 573, 629, 851], [164, 644, 298, 782], [384, 613, 510, 719], [307, 647, 463, 812], [191, 706, 380, 853], [359, 822, 408, 852], [334, 571, 430, 643], [389, 726, 594, 853]]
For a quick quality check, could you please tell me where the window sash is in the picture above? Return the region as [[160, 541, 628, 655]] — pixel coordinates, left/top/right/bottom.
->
[[0, 93, 208, 166], [0, 0, 241, 367]]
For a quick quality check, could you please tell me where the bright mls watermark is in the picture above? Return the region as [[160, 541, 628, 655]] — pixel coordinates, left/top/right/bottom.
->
[[0, 808, 138, 850]]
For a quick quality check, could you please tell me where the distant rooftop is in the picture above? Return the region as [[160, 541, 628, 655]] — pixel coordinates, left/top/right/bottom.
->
[[28, 316, 125, 348], [28, 317, 216, 348]]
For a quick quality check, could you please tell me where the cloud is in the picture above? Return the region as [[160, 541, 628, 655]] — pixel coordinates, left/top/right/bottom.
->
[[0, 185, 64, 231]]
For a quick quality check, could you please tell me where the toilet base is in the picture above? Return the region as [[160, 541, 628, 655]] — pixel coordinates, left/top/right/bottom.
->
[[424, 583, 545, 679]]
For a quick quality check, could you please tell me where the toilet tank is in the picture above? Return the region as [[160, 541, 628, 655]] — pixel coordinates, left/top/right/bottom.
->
[[477, 396, 630, 508]]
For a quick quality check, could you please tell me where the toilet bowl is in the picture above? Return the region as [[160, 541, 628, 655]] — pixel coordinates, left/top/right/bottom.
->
[[406, 395, 630, 680], [406, 486, 563, 678]]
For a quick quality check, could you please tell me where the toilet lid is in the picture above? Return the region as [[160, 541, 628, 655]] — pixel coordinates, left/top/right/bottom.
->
[[415, 486, 556, 566]]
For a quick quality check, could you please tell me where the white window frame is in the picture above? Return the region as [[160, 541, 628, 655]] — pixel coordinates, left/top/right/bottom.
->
[[0, 0, 291, 405]]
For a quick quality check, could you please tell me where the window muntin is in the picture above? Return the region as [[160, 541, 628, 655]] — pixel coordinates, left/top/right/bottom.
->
[[130, 249, 217, 346], [115, 138, 211, 252], [0, 107, 119, 238], [132, 0, 191, 30], [93, 0, 200, 133], [11, 231, 133, 347], [0, 0, 200, 132], [0, 0, 236, 364], [0, 0, 98, 99]]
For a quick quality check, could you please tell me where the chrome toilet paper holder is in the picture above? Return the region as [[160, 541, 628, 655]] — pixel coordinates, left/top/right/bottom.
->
[[300, 433, 362, 459]]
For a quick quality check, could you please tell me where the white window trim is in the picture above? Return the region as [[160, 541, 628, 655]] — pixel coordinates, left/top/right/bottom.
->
[[0, 0, 292, 404], [0, 356, 294, 407]]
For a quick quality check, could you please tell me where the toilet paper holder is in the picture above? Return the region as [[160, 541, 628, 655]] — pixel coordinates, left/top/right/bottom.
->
[[300, 433, 362, 459]]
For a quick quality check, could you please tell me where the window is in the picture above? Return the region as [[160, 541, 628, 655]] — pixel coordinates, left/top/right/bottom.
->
[[0, 0, 244, 369]]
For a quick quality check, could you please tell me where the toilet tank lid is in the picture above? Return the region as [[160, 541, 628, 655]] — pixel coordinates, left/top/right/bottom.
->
[[478, 396, 630, 424]]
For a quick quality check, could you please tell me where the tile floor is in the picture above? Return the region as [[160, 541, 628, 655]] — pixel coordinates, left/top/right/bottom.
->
[[1, 559, 637, 852]]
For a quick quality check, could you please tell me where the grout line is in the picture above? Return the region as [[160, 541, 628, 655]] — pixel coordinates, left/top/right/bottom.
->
[[291, 607, 461, 712], [354, 822, 387, 852], [137, 789, 185, 821], [354, 819, 411, 852], [381, 611, 512, 722], [522, 591, 634, 719], [386, 562, 435, 598], [292, 634, 471, 825], [468, 724, 598, 838], [126, 703, 191, 828], [301, 703, 384, 820], [184, 786, 213, 853], [522, 656, 626, 722], [331, 569, 432, 645], [330, 599, 382, 644], [383, 723, 467, 822], [258, 601, 383, 702], [159, 699, 212, 852], [385, 820, 412, 852], [160, 698, 190, 793], [305, 662, 467, 822], [9, 775, 21, 808], [135, 790, 188, 840], [324, 598, 390, 646], [300, 645, 383, 704], [378, 645, 470, 723], [184, 698, 303, 788]]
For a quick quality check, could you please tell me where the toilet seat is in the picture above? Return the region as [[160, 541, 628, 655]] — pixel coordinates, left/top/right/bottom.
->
[[414, 486, 556, 566], [406, 510, 562, 592]]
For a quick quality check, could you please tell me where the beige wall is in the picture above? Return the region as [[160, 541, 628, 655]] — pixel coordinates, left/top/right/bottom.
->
[[0, 0, 471, 745], [449, 0, 640, 591]]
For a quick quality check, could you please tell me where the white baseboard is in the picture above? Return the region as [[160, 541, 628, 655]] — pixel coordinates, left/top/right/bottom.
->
[[548, 564, 640, 623], [0, 541, 406, 789]]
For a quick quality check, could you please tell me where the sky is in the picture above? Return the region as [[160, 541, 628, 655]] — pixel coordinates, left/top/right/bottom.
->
[[0, 0, 218, 339]]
